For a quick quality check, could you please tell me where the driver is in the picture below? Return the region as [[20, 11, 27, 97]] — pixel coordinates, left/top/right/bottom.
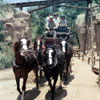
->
[[46, 16, 57, 30]]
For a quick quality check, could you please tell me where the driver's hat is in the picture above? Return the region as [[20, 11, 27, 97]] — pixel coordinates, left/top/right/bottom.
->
[[49, 16, 53, 19]]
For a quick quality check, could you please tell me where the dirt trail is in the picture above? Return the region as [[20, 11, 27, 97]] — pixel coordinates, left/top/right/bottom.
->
[[0, 58, 100, 100]]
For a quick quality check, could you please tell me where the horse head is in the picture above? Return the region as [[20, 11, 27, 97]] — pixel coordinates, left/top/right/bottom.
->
[[44, 45, 56, 67], [13, 36, 30, 56], [60, 40, 68, 53], [34, 37, 42, 52]]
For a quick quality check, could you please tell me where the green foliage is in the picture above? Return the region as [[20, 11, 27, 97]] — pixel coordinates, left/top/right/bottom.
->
[[30, 1, 100, 44], [62, 2, 87, 45], [0, 32, 4, 42], [0, 42, 14, 69], [0, 21, 4, 42], [0, 3, 16, 18], [31, 8, 50, 38]]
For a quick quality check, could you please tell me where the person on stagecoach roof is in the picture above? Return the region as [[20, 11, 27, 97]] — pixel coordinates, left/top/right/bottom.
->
[[46, 15, 57, 30], [59, 16, 67, 26], [53, 13, 60, 27], [46, 13, 51, 23]]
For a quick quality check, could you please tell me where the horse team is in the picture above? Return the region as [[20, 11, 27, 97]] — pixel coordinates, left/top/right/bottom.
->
[[12, 36, 73, 100]]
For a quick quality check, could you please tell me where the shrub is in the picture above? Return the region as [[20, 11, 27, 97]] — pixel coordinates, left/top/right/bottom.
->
[[0, 42, 14, 69]]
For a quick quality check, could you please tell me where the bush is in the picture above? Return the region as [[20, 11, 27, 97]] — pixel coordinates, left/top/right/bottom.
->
[[0, 42, 14, 69], [0, 32, 4, 42]]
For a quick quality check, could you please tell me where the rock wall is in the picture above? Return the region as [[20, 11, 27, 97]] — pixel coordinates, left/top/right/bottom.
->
[[1, 8, 32, 42], [75, 14, 86, 52], [75, 3, 100, 54], [95, 13, 100, 54]]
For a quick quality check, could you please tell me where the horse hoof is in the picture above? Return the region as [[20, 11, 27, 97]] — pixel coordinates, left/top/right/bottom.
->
[[20, 92, 22, 95], [59, 86, 62, 89], [36, 85, 40, 89], [65, 78, 67, 81], [21, 96, 24, 100]]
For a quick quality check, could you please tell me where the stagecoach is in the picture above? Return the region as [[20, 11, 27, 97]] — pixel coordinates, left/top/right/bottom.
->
[[44, 25, 70, 46]]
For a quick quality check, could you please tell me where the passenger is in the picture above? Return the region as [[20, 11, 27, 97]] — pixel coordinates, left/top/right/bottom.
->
[[46, 13, 51, 23], [53, 13, 60, 27], [59, 16, 67, 26]]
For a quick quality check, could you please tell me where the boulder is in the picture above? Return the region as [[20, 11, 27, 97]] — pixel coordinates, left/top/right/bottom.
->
[[75, 14, 86, 53], [75, 3, 100, 54], [1, 8, 32, 42], [95, 13, 100, 54]]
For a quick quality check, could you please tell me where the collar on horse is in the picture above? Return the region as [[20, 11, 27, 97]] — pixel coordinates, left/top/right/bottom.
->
[[13, 57, 26, 68], [13, 58, 20, 67]]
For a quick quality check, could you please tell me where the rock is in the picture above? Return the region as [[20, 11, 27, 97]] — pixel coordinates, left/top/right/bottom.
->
[[75, 14, 86, 53], [95, 13, 100, 55], [0, 7, 32, 42], [75, 3, 100, 56]]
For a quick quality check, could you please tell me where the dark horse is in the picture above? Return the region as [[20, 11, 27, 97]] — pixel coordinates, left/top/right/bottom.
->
[[34, 36, 43, 79], [43, 45, 65, 100], [60, 38, 73, 81], [13, 37, 39, 99]]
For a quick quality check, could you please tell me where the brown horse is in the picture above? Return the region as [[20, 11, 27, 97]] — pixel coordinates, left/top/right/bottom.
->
[[34, 36, 44, 79], [13, 37, 39, 99]]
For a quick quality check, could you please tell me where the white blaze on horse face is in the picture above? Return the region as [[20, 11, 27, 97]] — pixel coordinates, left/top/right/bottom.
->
[[48, 49, 53, 65], [61, 40, 66, 53], [21, 39, 28, 51], [37, 40, 40, 50]]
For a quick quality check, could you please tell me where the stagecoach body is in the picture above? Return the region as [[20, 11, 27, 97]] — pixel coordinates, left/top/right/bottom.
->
[[44, 25, 70, 47]]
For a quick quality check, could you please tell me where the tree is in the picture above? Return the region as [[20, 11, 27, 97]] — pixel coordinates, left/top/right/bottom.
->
[[30, 7, 52, 38]]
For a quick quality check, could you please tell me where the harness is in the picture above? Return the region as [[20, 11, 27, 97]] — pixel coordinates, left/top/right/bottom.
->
[[13, 58, 20, 67], [43, 51, 58, 69], [13, 57, 26, 68], [13, 49, 36, 68]]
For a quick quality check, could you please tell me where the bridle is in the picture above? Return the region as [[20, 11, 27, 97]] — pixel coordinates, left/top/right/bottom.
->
[[61, 40, 67, 53], [44, 47, 57, 67]]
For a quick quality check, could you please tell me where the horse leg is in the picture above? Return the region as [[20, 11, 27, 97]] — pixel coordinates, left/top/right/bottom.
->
[[65, 63, 68, 81], [51, 75, 58, 100], [60, 72, 63, 88], [67, 59, 71, 74], [22, 76, 28, 94], [45, 74, 52, 90], [15, 77, 22, 95], [35, 70, 40, 89], [40, 67, 43, 79], [21, 76, 28, 100]]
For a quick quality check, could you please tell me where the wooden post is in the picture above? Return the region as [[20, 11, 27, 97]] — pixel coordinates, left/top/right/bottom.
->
[[84, 1, 89, 55], [99, 52, 100, 87], [90, 2, 94, 67]]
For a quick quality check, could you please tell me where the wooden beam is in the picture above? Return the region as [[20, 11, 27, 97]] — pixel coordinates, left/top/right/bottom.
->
[[28, 3, 90, 13], [53, 4, 90, 10], [28, 4, 52, 13]]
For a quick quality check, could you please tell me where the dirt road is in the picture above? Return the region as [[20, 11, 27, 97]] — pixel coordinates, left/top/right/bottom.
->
[[0, 58, 100, 100]]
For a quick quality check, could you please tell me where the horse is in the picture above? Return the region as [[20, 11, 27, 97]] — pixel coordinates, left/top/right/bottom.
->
[[12, 37, 39, 99], [34, 36, 44, 79], [43, 45, 65, 100], [60, 38, 73, 81]]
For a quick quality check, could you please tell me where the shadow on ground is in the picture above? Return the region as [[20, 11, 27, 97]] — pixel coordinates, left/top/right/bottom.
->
[[17, 88, 41, 100], [45, 87, 67, 100], [63, 74, 75, 85]]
